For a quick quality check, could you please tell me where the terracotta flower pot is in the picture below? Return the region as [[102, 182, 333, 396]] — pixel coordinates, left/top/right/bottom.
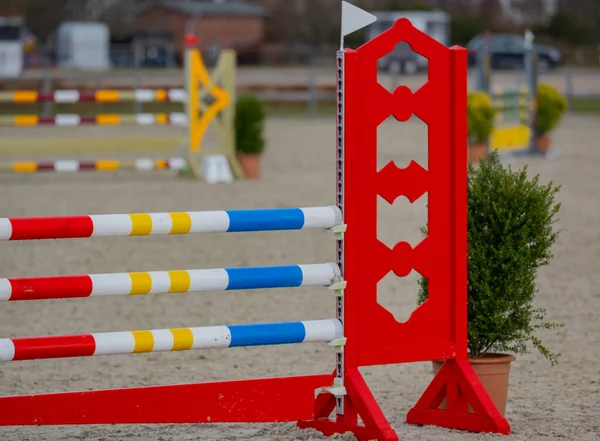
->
[[469, 143, 487, 164], [432, 353, 516, 416], [536, 135, 551, 153], [237, 153, 261, 179]]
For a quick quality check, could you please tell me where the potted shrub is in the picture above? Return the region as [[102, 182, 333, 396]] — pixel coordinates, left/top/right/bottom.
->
[[235, 93, 266, 179], [417, 150, 563, 416], [535, 83, 567, 153], [467, 91, 496, 164]]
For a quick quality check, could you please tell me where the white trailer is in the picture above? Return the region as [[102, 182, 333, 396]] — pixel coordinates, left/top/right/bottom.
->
[[0, 17, 24, 78], [366, 10, 451, 74], [56, 22, 111, 71]]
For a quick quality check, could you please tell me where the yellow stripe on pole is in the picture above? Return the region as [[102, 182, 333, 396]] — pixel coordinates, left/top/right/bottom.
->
[[168, 271, 191, 293], [95, 160, 120, 171], [13, 91, 38, 103], [169, 212, 192, 234], [95, 90, 120, 102], [96, 114, 121, 125], [14, 115, 39, 126], [129, 213, 153, 236], [155, 159, 168, 170], [155, 113, 168, 124], [170, 328, 194, 351], [129, 272, 153, 295], [13, 162, 38, 173], [154, 90, 168, 101], [132, 330, 155, 353]]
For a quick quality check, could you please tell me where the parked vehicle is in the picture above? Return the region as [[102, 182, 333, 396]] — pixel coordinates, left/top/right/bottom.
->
[[467, 33, 563, 71]]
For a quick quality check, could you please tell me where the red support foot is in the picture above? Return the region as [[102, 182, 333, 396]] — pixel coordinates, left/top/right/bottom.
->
[[406, 359, 510, 435], [297, 368, 398, 441]]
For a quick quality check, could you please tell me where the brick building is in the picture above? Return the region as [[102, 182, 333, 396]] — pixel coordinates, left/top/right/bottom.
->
[[137, 0, 268, 61]]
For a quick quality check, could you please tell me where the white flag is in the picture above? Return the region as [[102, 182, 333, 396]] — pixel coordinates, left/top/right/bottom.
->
[[341, 1, 377, 37]]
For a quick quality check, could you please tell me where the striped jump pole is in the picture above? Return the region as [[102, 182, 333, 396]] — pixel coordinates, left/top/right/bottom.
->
[[0, 158, 187, 174], [0, 263, 341, 302], [0, 113, 187, 127], [0, 319, 343, 362], [0, 206, 342, 241], [0, 89, 187, 104]]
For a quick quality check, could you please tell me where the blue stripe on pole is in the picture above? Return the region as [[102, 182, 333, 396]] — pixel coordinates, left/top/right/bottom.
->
[[225, 265, 304, 290], [225, 208, 305, 232], [228, 321, 307, 347]]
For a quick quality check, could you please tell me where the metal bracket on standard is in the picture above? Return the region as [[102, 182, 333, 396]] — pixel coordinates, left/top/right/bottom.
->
[[315, 376, 347, 398], [328, 224, 347, 240], [328, 280, 347, 297], [328, 337, 347, 353]]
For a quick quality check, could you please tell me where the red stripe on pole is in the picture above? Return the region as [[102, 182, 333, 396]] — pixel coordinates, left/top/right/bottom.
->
[[8, 216, 94, 240], [38, 117, 55, 124], [36, 162, 55, 171], [80, 116, 96, 124], [36, 93, 54, 102], [78, 93, 96, 102], [12, 334, 96, 361], [8, 275, 93, 301], [78, 162, 96, 170]]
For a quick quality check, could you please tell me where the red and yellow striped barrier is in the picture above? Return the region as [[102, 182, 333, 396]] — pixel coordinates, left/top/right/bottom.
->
[[1, 113, 187, 126], [0, 158, 187, 174], [0, 89, 187, 103]]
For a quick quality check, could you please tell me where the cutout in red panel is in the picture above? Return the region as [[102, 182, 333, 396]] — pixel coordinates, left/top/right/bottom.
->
[[376, 118, 428, 171], [377, 270, 426, 324], [377, 41, 428, 91]]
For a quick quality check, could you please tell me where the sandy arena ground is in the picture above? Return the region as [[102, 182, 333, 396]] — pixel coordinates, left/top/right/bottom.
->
[[0, 116, 598, 441]]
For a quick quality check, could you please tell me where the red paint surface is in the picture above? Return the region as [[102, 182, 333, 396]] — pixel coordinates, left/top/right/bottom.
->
[[78, 162, 97, 170], [78, 93, 97, 102], [12, 334, 96, 361], [79, 116, 97, 124], [8, 216, 94, 240], [8, 275, 93, 301], [36, 162, 55, 171], [406, 359, 511, 434], [0, 374, 331, 425], [36, 93, 54, 102]]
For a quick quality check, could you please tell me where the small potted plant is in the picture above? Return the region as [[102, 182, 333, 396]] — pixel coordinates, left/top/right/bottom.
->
[[235, 93, 266, 179], [467, 91, 496, 164], [417, 151, 563, 416], [535, 83, 567, 153]]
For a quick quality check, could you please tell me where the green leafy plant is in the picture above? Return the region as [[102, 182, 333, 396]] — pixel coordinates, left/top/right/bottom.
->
[[467, 91, 496, 145], [235, 94, 266, 155], [536, 83, 567, 136], [417, 151, 563, 365]]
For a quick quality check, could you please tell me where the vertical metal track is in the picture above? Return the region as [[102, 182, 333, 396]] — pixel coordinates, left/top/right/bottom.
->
[[335, 50, 345, 416]]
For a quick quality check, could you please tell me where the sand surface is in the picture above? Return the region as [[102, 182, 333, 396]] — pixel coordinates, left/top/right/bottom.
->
[[0, 116, 598, 441]]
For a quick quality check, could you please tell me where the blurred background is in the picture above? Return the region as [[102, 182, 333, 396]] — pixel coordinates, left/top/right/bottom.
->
[[0, 0, 599, 114]]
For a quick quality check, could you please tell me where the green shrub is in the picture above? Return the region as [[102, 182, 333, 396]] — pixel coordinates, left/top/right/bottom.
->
[[235, 94, 266, 155], [417, 151, 563, 365], [536, 83, 567, 136], [467, 91, 496, 145]]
